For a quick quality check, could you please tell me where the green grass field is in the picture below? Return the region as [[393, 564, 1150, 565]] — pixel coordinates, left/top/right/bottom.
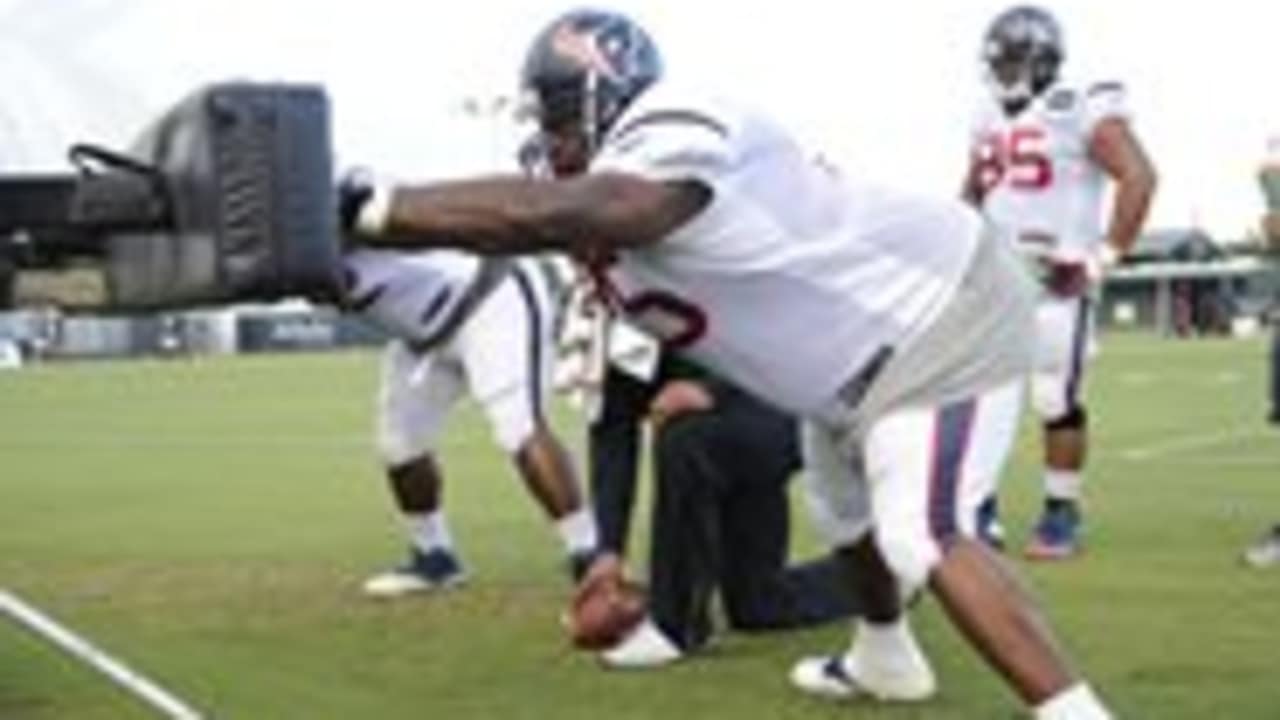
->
[[2, 334, 1279, 719]]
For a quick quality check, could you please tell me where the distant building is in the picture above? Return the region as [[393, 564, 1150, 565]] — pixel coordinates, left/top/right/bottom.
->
[[1102, 228, 1277, 336]]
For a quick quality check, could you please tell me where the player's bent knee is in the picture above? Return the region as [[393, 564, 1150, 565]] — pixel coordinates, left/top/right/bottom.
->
[[874, 526, 940, 596], [1044, 405, 1087, 432], [1031, 374, 1072, 420], [376, 430, 432, 468], [485, 391, 539, 454]]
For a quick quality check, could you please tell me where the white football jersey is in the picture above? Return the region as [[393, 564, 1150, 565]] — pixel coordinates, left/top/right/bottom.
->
[[343, 250, 481, 346], [590, 83, 982, 417], [970, 78, 1128, 262]]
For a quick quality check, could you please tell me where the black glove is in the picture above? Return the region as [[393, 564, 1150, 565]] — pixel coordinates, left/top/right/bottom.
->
[[336, 168, 376, 236]]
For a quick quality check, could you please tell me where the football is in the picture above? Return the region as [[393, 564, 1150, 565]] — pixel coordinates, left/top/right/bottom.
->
[[567, 555, 647, 651]]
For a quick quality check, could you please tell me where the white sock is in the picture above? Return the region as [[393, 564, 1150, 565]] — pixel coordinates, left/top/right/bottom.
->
[[1034, 684, 1112, 720], [555, 509, 599, 556], [850, 617, 915, 660], [1044, 469, 1083, 502], [405, 511, 453, 554]]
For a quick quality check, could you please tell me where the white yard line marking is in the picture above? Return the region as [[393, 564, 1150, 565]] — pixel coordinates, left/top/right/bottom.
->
[[1117, 372, 1155, 385], [1111, 452, 1280, 467], [1117, 426, 1274, 461], [1, 590, 206, 720]]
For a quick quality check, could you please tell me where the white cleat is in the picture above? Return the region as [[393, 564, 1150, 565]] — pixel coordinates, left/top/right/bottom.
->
[[599, 618, 683, 669], [790, 655, 865, 701], [1243, 527, 1280, 568], [362, 571, 452, 597], [791, 628, 936, 703]]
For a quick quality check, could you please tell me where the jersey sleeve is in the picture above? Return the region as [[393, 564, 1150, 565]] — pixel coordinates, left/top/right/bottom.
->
[[592, 106, 736, 185], [1081, 81, 1130, 136], [967, 100, 996, 150]]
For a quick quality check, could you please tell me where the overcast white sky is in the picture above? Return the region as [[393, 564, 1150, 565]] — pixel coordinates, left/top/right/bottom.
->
[[1, 0, 1277, 240]]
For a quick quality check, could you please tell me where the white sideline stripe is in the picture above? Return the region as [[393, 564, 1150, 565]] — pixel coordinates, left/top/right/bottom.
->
[[1118, 426, 1271, 461], [1116, 371, 1243, 385], [0, 590, 205, 720], [1125, 455, 1280, 467]]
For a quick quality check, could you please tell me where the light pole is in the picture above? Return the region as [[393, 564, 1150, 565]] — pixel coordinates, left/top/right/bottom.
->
[[459, 94, 517, 170]]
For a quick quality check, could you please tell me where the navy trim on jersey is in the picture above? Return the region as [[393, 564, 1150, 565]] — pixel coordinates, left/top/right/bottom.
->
[[1086, 81, 1124, 96], [927, 399, 977, 549], [610, 109, 730, 147], [418, 287, 454, 326], [346, 283, 387, 314], [512, 266, 545, 423], [1064, 297, 1091, 412]]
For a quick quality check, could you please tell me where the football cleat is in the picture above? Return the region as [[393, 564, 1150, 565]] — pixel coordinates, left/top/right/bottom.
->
[[599, 618, 683, 669], [1243, 525, 1280, 568], [1024, 502, 1083, 561], [790, 650, 937, 703], [790, 655, 863, 701], [975, 495, 1007, 551], [791, 624, 937, 703], [361, 547, 467, 597]]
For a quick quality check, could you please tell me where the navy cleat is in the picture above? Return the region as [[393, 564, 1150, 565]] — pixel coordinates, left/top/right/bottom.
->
[[975, 495, 1006, 551], [361, 547, 467, 597], [1024, 501, 1083, 561]]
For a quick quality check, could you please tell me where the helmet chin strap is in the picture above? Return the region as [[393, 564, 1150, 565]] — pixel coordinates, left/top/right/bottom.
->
[[985, 66, 1034, 117], [986, 72, 1031, 105]]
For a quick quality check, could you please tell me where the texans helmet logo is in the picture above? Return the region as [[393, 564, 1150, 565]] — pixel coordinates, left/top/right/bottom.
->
[[551, 22, 621, 80]]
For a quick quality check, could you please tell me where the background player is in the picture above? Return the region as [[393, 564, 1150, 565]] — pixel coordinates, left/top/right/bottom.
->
[[345, 243, 599, 595], [961, 4, 1157, 559], [1241, 137, 1280, 569]]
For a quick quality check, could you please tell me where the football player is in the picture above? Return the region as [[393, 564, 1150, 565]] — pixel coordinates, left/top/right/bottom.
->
[[340, 8, 1114, 718], [346, 238, 599, 596], [962, 5, 1157, 560]]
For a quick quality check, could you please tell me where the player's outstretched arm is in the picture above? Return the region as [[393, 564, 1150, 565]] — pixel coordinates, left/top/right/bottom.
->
[[1090, 118, 1157, 259], [343, 172, 710, 257]]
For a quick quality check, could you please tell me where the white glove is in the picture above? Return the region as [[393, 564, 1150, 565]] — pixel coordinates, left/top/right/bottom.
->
[[607, 320, 660, 382], [1087, 243, 1122, 283], [337, 167, 393, 235], [553, 280, 610, 419]]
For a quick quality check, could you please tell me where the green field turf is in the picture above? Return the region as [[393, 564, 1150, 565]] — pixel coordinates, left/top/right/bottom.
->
[[2, 334, 1278, 719]]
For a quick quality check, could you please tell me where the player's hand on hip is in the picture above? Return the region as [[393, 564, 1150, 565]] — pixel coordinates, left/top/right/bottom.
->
[[1086, 243, 1121, 284]]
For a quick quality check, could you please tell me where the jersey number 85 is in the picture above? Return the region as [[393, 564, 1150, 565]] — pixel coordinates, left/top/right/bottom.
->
[[975, 127, 1053, 195]]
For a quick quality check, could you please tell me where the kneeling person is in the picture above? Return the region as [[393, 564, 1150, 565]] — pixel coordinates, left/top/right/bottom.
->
[[589, 353, 858, 667]]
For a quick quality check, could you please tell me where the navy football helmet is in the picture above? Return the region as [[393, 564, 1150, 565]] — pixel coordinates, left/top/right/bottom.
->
[[519, 8, 662, 151], [982, 5, 1064, 112]]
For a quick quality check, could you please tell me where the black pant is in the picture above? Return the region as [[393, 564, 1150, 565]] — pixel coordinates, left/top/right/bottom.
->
[[647, 390, 857, 650], [1269, 325, 1280, 424]]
